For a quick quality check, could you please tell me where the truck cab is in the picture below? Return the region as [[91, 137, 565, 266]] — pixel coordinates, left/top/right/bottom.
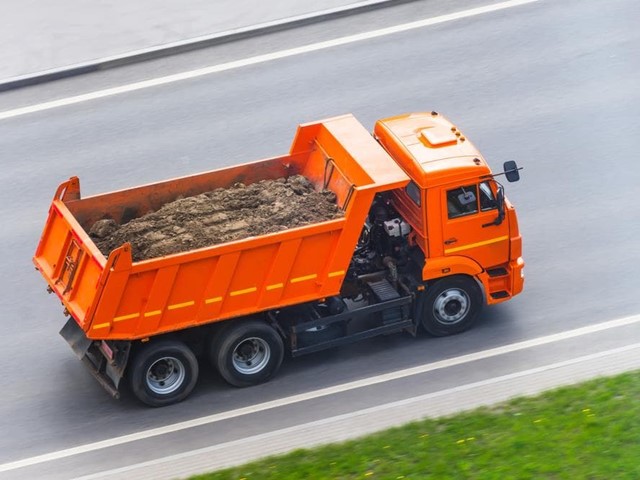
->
[[374, 111, 524, 312]]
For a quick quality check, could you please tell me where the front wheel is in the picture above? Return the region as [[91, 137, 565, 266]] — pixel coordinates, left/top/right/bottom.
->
[[210, 320, 284, 387], [128, 340, 199, 407], [421, 275, 482, 336]]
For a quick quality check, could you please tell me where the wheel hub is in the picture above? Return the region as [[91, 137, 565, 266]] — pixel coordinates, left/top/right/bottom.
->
[[433, 288, 470, 325], [151, 361, 172, 378], [146, 356, 185, 394], [232, 337, 270, 374]]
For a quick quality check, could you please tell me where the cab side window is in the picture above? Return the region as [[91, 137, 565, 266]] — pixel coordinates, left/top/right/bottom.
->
[[447, 185, 478, 219], [405, 181, 421, 206], [479, 181, 498, 211]]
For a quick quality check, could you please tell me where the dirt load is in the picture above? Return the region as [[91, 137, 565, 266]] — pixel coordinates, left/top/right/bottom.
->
[[89, 175, 343, 261]]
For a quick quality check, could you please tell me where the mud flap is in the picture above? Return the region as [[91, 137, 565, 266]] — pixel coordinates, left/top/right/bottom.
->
[[60, 317, 92, 359], [60, 318, 129, 399]]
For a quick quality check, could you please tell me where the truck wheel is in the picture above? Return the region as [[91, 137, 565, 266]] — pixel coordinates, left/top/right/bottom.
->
[[129, 340, 199, 407], [421, 276, 482, 336], [210, 320, 284, 388]]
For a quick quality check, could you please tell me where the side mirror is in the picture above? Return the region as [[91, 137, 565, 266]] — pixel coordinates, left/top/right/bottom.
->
[[504, 160, 520, 183]]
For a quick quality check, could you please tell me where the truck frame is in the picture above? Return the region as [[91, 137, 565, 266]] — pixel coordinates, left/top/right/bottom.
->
[[34, 112, 523, 406]]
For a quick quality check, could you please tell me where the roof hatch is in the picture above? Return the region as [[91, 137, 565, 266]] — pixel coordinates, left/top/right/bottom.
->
[[419, 126, 457, 147]]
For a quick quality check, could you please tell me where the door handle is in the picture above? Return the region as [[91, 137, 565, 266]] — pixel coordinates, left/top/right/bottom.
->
[[444, 238, 458, 245]]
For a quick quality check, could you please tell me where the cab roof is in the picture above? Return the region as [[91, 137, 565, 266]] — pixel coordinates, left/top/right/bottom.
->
[[374, 112, 492, 188]]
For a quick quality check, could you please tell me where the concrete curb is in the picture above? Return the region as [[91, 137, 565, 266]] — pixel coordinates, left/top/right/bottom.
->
[[0, 0, 417, 92], [72, 343, 640, 479]]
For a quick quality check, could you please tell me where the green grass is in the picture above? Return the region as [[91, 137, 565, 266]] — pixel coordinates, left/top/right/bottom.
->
[[192, 370, 640, 479]]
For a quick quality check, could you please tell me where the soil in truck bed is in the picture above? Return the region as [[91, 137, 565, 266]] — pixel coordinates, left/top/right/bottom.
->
[[89, 175, 343, 261]]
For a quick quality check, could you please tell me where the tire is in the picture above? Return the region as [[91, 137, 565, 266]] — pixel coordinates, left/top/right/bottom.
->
[[421, 275, 482, 336], [210, 320, 284, 388], [129, 340, 199, 407]]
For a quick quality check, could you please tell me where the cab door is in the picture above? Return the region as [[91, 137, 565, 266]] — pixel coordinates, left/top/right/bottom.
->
[[441, 181, 509, 268]]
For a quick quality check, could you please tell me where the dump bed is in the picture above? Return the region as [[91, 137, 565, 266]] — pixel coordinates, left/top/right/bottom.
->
[[34, 115, 409, 340]]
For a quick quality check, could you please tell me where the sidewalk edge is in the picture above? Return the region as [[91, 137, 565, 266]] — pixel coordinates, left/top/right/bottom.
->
[[0, 0, 417, 92]]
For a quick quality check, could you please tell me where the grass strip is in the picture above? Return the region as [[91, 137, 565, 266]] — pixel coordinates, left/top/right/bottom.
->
[[193, 370, 640, 479]]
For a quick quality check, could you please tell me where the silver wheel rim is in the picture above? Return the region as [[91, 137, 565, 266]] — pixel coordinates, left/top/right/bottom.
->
[[146, 356, 186, 395], [433, 288, 470, 325], [232, 337, 271, 375]]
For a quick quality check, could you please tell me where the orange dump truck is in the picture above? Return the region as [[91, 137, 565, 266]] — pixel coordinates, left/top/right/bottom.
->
[[34, 112, 524, 406]]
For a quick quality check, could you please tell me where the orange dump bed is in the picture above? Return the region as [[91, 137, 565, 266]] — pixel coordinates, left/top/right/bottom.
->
[[34, 115, 409, 340]]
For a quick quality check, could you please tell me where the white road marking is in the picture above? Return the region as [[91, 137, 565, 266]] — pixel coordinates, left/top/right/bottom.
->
[[72, 341, 640, 480], [0, 0, 539, 122], [0, 312, 638, 473], [0, 0, 407, 87]]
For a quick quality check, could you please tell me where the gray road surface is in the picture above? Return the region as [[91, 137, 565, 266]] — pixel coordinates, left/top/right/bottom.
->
[[2, 0, 369, 79], [1, 0, 639, 477]]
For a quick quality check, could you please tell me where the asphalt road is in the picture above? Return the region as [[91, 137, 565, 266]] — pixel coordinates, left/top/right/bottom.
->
[[1, 0, 360, 79], [1, 0, 639, 478]]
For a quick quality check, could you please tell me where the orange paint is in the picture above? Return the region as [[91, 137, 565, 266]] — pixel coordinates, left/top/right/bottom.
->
[[34, 112, 524, 341], [33, 114, 409, 340]]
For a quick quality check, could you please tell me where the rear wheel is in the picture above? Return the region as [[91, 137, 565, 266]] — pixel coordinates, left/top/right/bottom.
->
[[129, 340, 199, 407], [421, 275, 482, 336], [210, 320, 284, 387]]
